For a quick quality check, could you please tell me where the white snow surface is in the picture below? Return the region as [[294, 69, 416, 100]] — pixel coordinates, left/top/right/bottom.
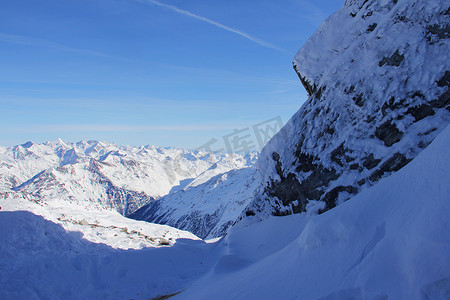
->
[[0, 210, 214, 300], [1, 123, 449, 300], [0, 192, 199, 250]]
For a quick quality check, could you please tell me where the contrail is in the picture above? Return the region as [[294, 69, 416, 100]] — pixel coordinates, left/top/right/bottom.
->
[[138, 0, 286, 52]]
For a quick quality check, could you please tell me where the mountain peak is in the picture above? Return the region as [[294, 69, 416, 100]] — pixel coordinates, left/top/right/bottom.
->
[[21, 141, 34, 149]]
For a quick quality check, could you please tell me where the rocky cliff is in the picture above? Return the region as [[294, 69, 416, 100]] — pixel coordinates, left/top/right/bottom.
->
[[243, 0, 449, 219]]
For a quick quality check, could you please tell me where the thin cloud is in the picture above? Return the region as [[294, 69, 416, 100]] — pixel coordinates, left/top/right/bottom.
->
[[0, 32, 131, 61], [137, 0, 286, 52]]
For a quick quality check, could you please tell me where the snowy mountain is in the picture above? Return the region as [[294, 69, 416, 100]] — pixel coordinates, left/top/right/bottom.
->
[[241, 0, 450, 220], [0, 139, 254, 216], [130, 166, 259, 239], [1, 122, 448, 300]]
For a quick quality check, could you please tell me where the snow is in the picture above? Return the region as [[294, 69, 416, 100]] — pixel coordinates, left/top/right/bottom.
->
[[0, 192, 199, 250], [131, 166, 259, 239], [1, 125, 448, 299], [0, 211, 216, 300]]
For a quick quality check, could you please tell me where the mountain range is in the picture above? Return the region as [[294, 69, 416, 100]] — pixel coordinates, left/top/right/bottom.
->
[[0, 139, 255, 215]]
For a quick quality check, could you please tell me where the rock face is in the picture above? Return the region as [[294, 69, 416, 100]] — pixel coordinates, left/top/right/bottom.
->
[[242, 0, 450, 219]]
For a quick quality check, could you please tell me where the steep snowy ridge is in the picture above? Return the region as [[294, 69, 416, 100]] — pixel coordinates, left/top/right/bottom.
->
[[131, 166, 259, 239], [243, 0, 450, 219], [0, 139, 254, 216]]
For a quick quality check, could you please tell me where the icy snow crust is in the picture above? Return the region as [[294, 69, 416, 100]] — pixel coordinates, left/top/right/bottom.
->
[[244, 0, 450, 219], [1, 125, 449, 299]]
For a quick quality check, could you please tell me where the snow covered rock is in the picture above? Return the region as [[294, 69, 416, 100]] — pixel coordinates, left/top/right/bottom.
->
[[242, 0, 450, 219]]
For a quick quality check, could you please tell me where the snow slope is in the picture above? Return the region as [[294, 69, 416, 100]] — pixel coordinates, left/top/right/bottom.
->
[[131, 166, 259, 239], [0, 211, 217, 300], [242, 0, 450, 220], [176, 124, 450, 299], [0, 191, 200, 250]]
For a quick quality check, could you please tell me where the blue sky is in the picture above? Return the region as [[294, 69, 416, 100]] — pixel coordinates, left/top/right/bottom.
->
[[0, 0, 341, 149]]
